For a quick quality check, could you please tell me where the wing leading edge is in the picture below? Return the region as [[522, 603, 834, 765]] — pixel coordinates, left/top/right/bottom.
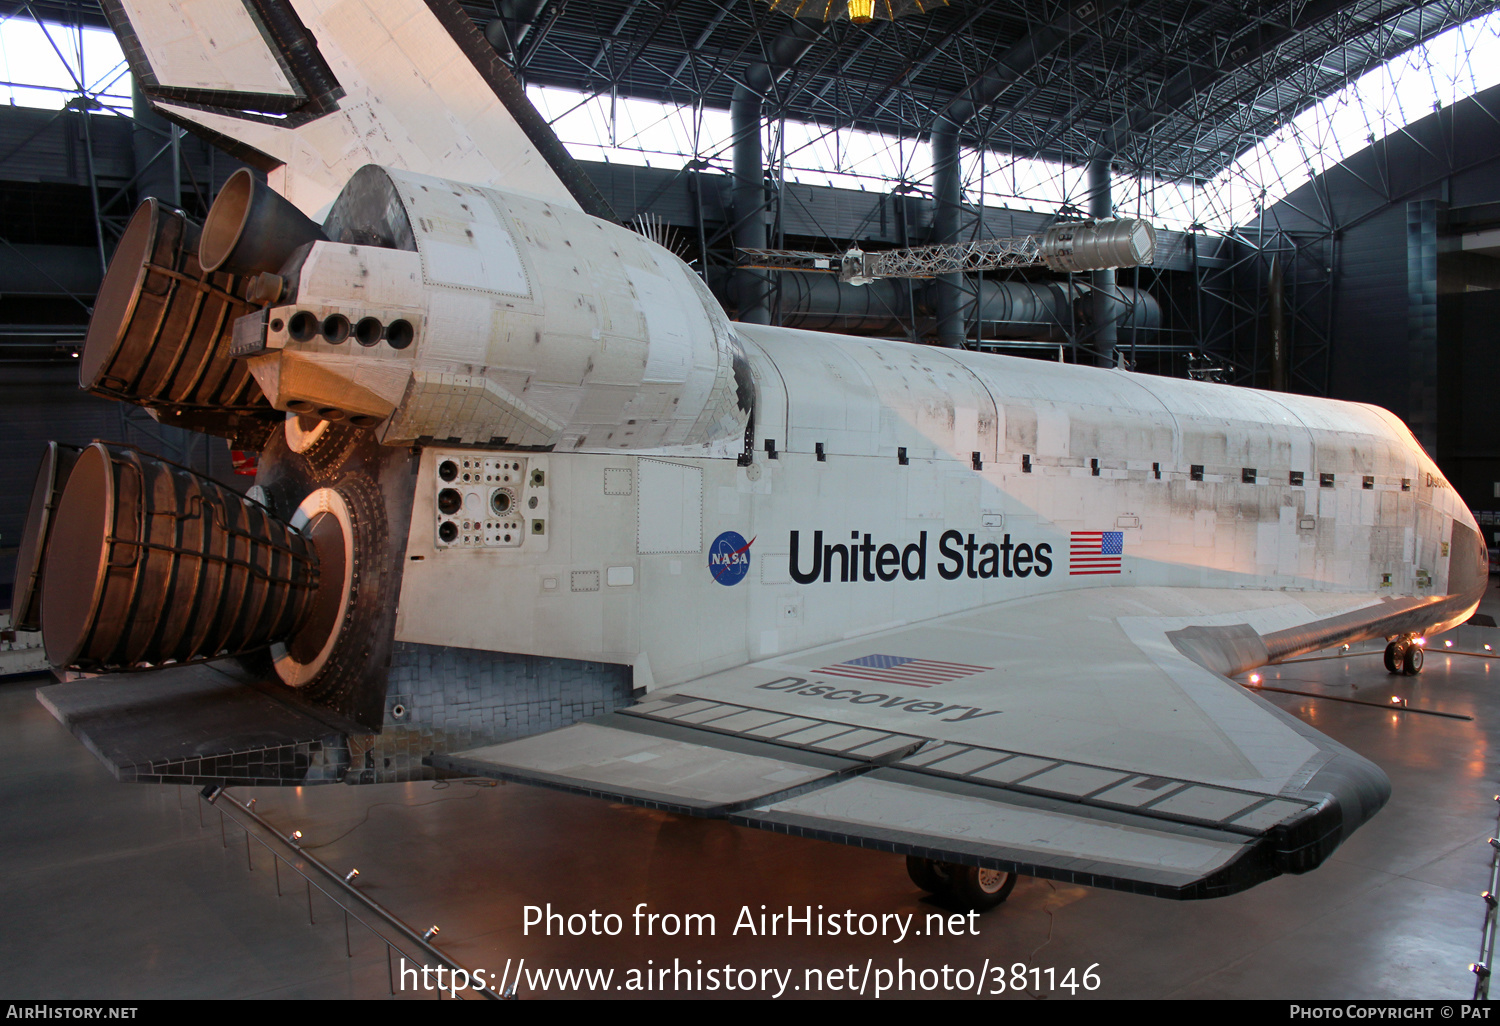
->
[[435, 586, 1397, 899]]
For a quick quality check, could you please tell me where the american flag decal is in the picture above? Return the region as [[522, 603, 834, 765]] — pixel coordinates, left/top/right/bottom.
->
[[1070, 531, 1124, 575], [815, 654, 991, 689]]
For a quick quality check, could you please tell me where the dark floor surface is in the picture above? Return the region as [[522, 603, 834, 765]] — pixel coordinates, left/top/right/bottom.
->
[[4, 579, 1500, 1000]]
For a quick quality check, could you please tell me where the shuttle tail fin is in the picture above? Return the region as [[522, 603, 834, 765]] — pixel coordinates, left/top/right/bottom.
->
[[104, 0, 611, 218]]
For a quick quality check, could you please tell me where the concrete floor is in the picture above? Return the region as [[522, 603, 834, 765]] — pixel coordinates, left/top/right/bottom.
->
[[4, 581, 1500, 1000]]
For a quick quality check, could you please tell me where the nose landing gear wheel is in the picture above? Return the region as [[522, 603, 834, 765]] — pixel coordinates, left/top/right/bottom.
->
[[906, 856, 1018, 911]]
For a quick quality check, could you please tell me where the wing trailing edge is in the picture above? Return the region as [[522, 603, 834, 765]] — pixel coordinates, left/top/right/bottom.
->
[[433, 703, 1348, 900]]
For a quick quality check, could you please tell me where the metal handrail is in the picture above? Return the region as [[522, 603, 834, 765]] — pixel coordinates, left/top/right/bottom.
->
[[198, 787, 505, 1000], [1472, 795, 1500, 999]]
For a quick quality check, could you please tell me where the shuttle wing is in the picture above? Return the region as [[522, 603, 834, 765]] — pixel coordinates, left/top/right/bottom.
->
[[435, 587, 1396, 899], [103, 0, 610, 217]]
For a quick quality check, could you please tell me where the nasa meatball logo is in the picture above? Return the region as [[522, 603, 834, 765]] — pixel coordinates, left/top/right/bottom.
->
[[709, 531, 755, 586]]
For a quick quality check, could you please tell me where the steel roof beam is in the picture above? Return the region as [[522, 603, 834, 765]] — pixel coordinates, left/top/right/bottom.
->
[[935, 0, 1124, 131]]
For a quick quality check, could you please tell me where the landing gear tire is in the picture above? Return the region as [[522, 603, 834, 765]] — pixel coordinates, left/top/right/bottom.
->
[[906, 856, 949, 894], [1403, 644, 1424, 676], [1384, 641, 1401, 673], [950, 865, 1018, 911], [908, 857, 1017, 911]]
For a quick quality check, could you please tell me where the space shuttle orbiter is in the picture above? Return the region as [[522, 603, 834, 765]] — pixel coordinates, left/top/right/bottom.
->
[[16, 0, 1486, 909]]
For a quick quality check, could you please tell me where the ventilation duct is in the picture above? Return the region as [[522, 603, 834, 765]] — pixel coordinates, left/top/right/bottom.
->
[[772, 273, 1159, 342]]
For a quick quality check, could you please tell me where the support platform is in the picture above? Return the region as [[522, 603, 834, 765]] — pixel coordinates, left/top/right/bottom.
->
[[37, 660, 362, 786]]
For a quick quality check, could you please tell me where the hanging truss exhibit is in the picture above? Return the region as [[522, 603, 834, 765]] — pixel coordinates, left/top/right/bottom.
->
[[3, 0, 1499, 389], [734, 248, 838, 271], [739, 218, 1155, 283], [835, 217, 1156, 283]]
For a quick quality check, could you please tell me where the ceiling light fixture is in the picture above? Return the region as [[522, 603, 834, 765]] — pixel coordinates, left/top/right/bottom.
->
[[762, 0, 948, 25]]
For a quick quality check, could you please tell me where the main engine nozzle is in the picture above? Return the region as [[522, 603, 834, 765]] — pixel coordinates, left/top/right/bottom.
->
[[80, 198, 273, 439], [37, 443, 348, 679], [200, 167, 329, 276]]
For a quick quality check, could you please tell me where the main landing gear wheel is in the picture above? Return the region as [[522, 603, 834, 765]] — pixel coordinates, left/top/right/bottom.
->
[[1403, 644, 1424, 676], [905, 855, 949, 893], [1385, 637, 1425, 676], [952, 866, 1018, 911], [906, 857, 1017, 912]]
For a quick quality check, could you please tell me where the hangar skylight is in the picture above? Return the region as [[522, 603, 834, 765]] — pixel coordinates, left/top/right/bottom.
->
[[531, 8, 1500, 232], [0, 17, 129, 112], [2, 9, 1498, 233]]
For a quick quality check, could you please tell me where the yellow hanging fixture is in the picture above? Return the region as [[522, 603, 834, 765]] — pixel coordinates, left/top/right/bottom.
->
[[762, 0, 948, 25]]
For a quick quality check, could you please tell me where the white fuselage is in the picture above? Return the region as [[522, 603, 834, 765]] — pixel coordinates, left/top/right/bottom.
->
[[248, 169, 1474, 691], [392, 322, 1477, 691]]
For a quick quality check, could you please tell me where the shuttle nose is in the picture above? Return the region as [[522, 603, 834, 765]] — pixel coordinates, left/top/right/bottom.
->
[[1448, 521, 1488, 608]]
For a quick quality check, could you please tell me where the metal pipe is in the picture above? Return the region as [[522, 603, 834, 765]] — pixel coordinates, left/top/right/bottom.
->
[[1088, 156, 1116, 367], [775, 271, 911, 333], [77, 104, 107, 277], [131, 79, 180, 208], [922, 2, 1122, 348], [972, 280, 1070, 339], [974, 280, 1160, 341], [731, 83, 769, 324], [731, 23, 822, 326], [932, 122, 964, 348], [1475, 799, 1500, 999], [1268, 255, 1288, 390], [212, 789, 499, 998], [484, 0, 549, 57], [769, 272, 1160, 342]]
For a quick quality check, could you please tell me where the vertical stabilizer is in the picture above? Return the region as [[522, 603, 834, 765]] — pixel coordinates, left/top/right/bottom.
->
[[103, 0, 612, 218]]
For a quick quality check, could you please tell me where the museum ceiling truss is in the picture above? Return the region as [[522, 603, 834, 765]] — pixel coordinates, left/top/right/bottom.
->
[[1, 0, 1499, 383], [3, 0, 1495, 179]]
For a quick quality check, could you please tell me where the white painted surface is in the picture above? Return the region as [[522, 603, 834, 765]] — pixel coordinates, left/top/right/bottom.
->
[[635, 459, 702, 555], [395, 318, 1479, 699], [629, 267, 695, 384], [264, 168, 749, 451], [421, 290, 492, 364], [124, 0, 297, 95], [152, 0, 586, 215]]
